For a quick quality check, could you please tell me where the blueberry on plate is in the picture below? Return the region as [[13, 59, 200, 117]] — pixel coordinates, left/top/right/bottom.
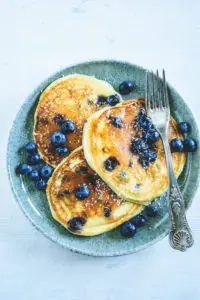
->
[[178, 122, 190, 134], [35, 179, 47, 190], [68, 217, 86, 232], [110, 116, 123, 128], [60, 120, 75, 134], [183, 138, 197, 152], [74, 185, 90, 200], [29, 169, 40, 181], [131, 215, 147, 227], [51, 131, 66, 147], [17, 163, 32, 175], [24, 142, 37, 153], [56, 147, 70, 157], [40, 165, 53, 179], [119, 80, 134, 95], [106, 94, 121, 106], [131, 138, 149, 154], [170, 138, 184, 152], [104, 157, 120, 171], [27, 153, 41, 165], [142, 128, 159, 144], [145, 203, 158, 217], [120, 221, 136, 238]]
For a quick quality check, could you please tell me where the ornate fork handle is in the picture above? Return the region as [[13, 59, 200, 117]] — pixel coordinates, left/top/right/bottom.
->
[[161, 132, 194, 251]]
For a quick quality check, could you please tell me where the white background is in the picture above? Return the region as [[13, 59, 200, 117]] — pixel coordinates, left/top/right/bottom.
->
[[1, 1, 200, 299]]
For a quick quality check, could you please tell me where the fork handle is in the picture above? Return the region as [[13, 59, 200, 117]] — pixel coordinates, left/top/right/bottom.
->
[[161, 133, 194, 251]]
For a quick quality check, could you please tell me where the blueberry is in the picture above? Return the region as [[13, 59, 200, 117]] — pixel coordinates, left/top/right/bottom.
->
[[120, 222, 136, 238], [68, 217, 86, 232], [138, 115, 152, 130], [29, 169, 40, 181], [74, 185, 90, 200], [119, 80, 134, 95], [138, 149, 157, 168], [24, 142, 37, 153], [104, 207, 111, 218], [56, 147, 70, 157], [138, 157, 149, 169], [60, 120, 75, 134], [170, 138, 184, 152], [183, 138, 197, 152], [40, 165, 53, 179], [51, 131, 66, 147], [146, 204, 158, 217], [143, 149, 157, 162], [131, 215, 147, 227], [131, 138, 149, 154], [17, 164, 32, 175], [53, 114, 65, 125], [178, 122, 190, 134], [35, 179, 47, 190], [110, 116, 123, 128], [142, 128, 159, 143], [106, 94, 121, 106], [97, 95, 107, 106], [104, 157, 120, 171], [27, 153, 41, 165]]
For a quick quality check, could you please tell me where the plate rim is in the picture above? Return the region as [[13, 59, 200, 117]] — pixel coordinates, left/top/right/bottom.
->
[[7, 59, 200, 256]]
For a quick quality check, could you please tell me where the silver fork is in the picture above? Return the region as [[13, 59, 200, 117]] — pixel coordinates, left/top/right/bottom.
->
[[146, 70, 194, 251]]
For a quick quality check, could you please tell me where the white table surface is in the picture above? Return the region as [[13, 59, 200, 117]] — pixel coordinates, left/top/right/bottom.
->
[[1, 1, 200, 299]]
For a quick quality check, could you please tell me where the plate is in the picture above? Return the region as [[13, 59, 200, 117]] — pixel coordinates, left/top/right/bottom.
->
[[7, 60, 200, 256]]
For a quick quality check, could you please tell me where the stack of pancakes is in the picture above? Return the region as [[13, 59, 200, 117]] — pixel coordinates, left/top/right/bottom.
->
[[34, 74, 186, 236]]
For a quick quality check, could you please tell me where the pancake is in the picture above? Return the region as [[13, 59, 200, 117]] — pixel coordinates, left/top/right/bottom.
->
[[34, 74, 121, 167], [46, 147, 143, 236], [83, 99, 186, 204]]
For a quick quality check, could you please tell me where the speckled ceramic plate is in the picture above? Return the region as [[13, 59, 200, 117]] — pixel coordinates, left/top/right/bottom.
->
[[7, 60, 200, 256]]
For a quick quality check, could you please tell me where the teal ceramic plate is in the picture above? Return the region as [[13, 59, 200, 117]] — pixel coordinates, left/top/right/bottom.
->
[[7, 60, 200, 256]]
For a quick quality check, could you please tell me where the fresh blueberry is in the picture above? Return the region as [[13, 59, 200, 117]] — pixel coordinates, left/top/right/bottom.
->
[[104, 207, 111, 218], [60, 120, 75, 134], [27, 153, 41, 165], [183, 138, 197, 152], [97, 95, 107, 106], [17, 164, 32, 175], [178, 122, 190, 134], [110, 116, 123, 128], [131, 215, 147, 227], [138, 115, 152, 130], [131, 138, 149, 154], [149, 150, 157, 162], [74, 185, 90, 200], [68, 217, 86, 232], [104, 157, 120, 171], [106, 94, 121, 106], [56, 147, 70, 157], [146, 204, 158, 217], [138, 157, 149, 169], [24, 142, 37, 153], [29, 169, 40, 181], [170, 138, 184, 152], [140, 149, 157, 163], [35, 179, 47, 190], [120, 222, 136, 238], [40, 165, 53, 179], [119, 80, 134, 95], [51, 131, 66, 147], [142, 128, 159, 143]]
